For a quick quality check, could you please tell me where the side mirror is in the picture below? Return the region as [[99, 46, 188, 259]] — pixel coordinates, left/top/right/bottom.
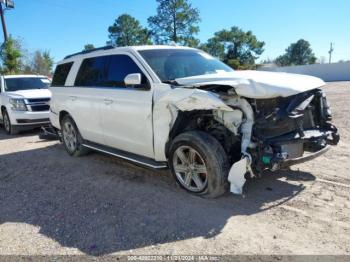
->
[[124, 73, 142, 86]]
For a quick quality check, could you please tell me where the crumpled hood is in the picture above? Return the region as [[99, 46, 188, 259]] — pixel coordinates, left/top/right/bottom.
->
[[5, 89, 51, 99], [175, 70, 325, 99]]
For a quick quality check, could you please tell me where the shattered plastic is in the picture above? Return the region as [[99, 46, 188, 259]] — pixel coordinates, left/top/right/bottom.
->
[[228, 158, 248, 195]]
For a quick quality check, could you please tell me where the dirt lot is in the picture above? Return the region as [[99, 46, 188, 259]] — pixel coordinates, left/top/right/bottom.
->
[[0, 82, 349, 257]]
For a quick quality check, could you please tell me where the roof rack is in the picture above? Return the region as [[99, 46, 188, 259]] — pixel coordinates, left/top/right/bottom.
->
[[64, 45, 115, 59]]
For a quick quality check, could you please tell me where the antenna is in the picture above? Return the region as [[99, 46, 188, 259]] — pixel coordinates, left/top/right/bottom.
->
[[328, 42, 334, 64]]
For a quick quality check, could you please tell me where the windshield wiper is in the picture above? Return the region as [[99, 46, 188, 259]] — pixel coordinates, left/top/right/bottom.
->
[[162, 80, 179, 85]]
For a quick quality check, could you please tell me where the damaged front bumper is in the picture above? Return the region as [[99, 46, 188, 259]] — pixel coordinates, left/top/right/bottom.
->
[[262, 127, 339, 171], [228, 127, 339, 195], [227, 88, 340, 195]]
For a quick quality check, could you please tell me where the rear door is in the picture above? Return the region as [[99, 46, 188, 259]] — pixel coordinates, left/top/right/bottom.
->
[[61, 57, 107, 144], [99, 54, 154, 158]]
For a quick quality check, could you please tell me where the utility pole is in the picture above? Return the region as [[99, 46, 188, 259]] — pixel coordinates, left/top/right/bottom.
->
[[328, 42, 334, 64], [0, 1, 8, 42]]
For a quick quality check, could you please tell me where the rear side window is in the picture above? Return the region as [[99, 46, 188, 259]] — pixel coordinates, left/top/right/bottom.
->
[[74, 56, 109, 87], [51, 62, 73, 86], [74, 55, 147, 88]]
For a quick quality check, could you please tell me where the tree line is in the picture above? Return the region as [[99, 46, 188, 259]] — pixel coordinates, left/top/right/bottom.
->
[[84, 0, 318, 70]]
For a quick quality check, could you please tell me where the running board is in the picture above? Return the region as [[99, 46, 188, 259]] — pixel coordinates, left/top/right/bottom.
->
[[82, 141, 168, 169]]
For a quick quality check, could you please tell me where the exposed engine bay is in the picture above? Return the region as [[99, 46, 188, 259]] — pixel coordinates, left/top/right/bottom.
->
[[156, 84, 340, 195]]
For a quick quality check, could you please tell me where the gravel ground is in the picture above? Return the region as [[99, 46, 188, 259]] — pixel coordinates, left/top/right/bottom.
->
[[0, 82, 349, 256]]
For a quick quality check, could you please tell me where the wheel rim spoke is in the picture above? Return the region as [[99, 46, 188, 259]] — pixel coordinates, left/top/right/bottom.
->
[[193, 164, 207, 174], [184, 172, 192, 186], [176, 148, 189, 165], [173, 146, 208, 192], [174, 164, 188, 173], [192, 173, 204, 189], [189, 149, 196, 164]]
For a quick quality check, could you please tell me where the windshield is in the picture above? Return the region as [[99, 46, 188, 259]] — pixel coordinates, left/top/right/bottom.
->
[[4, 77, 50, 92], [138, 49, 233, 82]]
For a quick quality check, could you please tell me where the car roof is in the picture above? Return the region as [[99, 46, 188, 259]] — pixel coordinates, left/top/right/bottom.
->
[[3, 74, 48, 79], [59, 45, 196, 63]]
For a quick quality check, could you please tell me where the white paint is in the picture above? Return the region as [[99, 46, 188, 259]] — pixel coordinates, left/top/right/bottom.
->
[[259, 62, 350, 82], [5, 89, 51, 99], [175, 70, 325, 99]]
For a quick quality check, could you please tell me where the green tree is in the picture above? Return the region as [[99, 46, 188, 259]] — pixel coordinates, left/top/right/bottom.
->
[[148, 0, 200, 46], [31, 50, 54, 75], [108, 14, 151, 47], [0, 36, 22, 74], [275, 39, 317, 66], [201, 27, 265, 69], [83, 44, 95, 51]]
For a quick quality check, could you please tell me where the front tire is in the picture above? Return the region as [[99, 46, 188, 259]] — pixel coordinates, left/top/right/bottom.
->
[[60, 115, 89, 157], [2, 109, 18, 135], [168, 131, 229, 198]]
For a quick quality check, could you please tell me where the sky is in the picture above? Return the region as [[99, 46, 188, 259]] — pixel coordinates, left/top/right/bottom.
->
[[4, 0, 350, 64]]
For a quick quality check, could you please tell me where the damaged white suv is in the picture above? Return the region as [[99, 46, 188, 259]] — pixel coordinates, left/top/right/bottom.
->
[[50, 46, 339, 197]]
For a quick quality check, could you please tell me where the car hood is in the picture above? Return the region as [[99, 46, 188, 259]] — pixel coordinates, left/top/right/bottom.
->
[[175, 70, 325, 99], [5, 89, 51, 99]]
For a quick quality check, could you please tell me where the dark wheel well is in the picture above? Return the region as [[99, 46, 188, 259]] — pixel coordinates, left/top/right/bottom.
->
[[59, 111, 70, 125], [166, 110, 241, 163], [1, 106, 6, 114]]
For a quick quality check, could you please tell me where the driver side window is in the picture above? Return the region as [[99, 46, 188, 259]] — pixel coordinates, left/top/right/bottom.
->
[[75, 54, 149, 89], [107, 55, 148, 88]]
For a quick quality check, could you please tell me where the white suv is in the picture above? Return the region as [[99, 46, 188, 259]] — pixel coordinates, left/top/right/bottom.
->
[[50, 46, 339, 197], [0, 75, 51, 135]]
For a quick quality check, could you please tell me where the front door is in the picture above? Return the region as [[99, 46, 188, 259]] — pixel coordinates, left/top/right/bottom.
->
[[100, 54, 154, 158]]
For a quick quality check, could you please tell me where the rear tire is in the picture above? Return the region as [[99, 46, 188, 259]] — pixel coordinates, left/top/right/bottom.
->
[[2, 109, 18, 135], [60, 115, 89, 157], [168, 131, 229, 198]]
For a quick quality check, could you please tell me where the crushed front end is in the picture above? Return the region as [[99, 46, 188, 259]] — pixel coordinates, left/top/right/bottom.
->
[[248, 88, 339, 174]]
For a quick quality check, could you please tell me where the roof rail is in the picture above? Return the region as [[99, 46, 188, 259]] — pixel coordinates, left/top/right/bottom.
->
[[64, 45, 115, 59]]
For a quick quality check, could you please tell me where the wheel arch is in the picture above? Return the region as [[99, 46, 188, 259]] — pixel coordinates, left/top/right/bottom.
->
[[165, 110, 241, 162], [1, 105, 7, 114], [59, 110, 71, 125]]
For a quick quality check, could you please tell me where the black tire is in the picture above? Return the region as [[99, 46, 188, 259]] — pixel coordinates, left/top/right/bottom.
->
[[60, 115, 89, 157], [2, 109, 19, 135], [168, 130, 229, 198]]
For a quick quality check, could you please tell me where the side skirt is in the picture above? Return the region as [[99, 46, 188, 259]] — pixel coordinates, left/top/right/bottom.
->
[[82, 141, 168, 170]]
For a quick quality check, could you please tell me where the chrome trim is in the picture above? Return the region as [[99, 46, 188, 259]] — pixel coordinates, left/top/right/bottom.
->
[[82, 144, 168, 169]]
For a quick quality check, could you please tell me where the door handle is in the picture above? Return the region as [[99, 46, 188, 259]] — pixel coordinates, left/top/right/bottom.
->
[[104, 99, 113, 105], [69, 96, 77, 101]]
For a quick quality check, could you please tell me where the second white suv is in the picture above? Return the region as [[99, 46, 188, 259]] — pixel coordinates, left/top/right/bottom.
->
[[50, 45, 339, 198], [0, 75, 51, 135]]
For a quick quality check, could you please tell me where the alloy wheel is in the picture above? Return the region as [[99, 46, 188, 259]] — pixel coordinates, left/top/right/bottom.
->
[[173, 146, 208, 192], [3, 112, 10, 133], [62, 121, 77, 153]]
